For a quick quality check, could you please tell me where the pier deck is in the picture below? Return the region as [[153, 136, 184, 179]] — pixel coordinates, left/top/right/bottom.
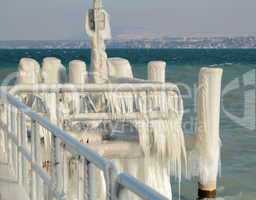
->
[[0, 151, 28, 200]]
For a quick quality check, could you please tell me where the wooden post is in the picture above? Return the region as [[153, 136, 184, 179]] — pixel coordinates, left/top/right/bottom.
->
[[148, 61, 166, 83], [196, 67, 223, 199]]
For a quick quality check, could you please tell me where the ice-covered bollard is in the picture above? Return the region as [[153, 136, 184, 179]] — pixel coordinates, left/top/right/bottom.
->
[[69, 60, 87, 84], [41, 57, 67, 84], [148, 61, 166, 83], [108, 57, 133, 79], [68, 60, 87, 114], [196, 67, 223, 199], [17, 58, 40, 84]]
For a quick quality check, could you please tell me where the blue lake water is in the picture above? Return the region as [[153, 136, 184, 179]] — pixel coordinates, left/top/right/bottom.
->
[[0, 49, 255, 199]]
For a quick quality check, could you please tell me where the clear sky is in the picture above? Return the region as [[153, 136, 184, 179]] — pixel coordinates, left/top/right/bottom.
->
[[0, 0, 256, 40]]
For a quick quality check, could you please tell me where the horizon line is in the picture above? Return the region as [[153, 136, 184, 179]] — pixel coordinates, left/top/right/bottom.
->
[[1, 35, 256, 42]]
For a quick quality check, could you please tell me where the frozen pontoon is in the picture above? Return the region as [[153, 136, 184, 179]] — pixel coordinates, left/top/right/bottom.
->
[[0, 0, 223, 200]]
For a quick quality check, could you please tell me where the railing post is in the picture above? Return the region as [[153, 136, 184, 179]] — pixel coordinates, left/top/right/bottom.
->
[[77, 157, 85, 200], [10, 106, 18, 176], [0, 103, 5, 154], [31, 120, 43, 200], [17, 111, 22, 185], [83, 159, 90, 200], [6, 104, 11, 165], [43, 90, 65, 199], [62, 144, 68, 198], [75, 157, 92, 200], [51, 135, 64, 198], [1, 103, 8, 161], [105, 162, 118, 200], [88, 163, 96, 200], [20, 112, 29, 190], [31, 120, 37, 200]]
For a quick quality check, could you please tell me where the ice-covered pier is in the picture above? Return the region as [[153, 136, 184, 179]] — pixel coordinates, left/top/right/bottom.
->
[[0, 0, 223, 199]]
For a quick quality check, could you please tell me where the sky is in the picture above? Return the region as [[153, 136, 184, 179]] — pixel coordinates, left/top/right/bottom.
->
[[0, 0, 256, 40]]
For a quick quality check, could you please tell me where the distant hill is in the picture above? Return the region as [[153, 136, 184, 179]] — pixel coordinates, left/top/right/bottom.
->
[[1, 36, 256, 49]]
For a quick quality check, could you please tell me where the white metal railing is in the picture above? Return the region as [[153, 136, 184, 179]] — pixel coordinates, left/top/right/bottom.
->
[[8, 83, 183, 129], [8, 82, 180, 94], [6, 83, 191, 154], [0, 89, 168, 200]]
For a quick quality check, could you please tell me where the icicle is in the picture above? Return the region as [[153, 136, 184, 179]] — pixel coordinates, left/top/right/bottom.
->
[[100, 87, 185, 199], [51, 81, 185, 200]]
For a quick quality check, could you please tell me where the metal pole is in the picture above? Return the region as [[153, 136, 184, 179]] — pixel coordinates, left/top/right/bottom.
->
[[31, 120, 43, 200], [10, 106, 17, 176], [6, 104, 12, 169], [20, 112, 28, 190], [77, 157, 85, 200], [17, 111, 23, 185], [3, 103, 9, 162], [51, 135, 63, 196], [62, 145, 69, 198], [84, 159, 90, 200], [31, 120, 38, 200]]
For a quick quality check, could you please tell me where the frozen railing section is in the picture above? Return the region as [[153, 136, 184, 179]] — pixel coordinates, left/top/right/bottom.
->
[[7, 83, 185, 199], [0, 90, 168, 200]]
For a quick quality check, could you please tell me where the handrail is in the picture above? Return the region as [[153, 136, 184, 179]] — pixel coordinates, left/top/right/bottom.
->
[[9, 83, 179, 95], [0, 89, 168, 200], [115, 173, 169, 200], [4, 91, 109, 169]]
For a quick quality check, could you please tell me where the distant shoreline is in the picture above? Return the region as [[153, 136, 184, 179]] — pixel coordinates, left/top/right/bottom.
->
[[1, 36, 256, 49]]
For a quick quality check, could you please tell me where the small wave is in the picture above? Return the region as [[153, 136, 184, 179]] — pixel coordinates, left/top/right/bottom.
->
[[210, 63, 233, 67]]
